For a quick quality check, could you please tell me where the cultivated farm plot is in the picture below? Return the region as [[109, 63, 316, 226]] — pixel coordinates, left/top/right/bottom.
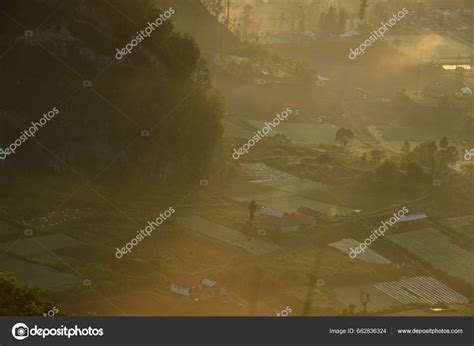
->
[[0, 234, 84, 291], [247, 121, 340, 146], [328, 238, 391, 264], [176, 215, 280, 255], [0, 258, 79, 292], [333, 276, 468, 313], [0, 234, 83, 257], [227, 185, 351, 216], [333, 283, 399, 312], [374, 276, 468, 305], [227, 163, 351, 216], [438, 215, 474, 240], [222, 118, 255, 139], [240, 163, 333, 194], [388, 34, 473, 60], [240, 162, 295, 182], [388, 228, 474, 285]]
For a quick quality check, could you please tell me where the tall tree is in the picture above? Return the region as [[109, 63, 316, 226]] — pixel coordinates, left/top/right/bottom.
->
[[337, 8, 348, 34], [401, 141, 411, 156], [360, 290, 370, 315], [359, 0, 369, 21], [412, 141, 438, 169], [297, 5, 306, 32], [437, 145, 459, 169], [325, 6, 338, 34], [439, 136, 449, 149], [240, 4, 253, 39], [335, 128, 355, 148]]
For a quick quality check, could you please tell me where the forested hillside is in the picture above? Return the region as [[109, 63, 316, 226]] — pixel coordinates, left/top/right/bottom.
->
[[0, 0, 223, 183]]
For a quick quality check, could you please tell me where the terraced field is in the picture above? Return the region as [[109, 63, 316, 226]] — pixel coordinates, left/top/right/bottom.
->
[[226, 163, 352, 216]]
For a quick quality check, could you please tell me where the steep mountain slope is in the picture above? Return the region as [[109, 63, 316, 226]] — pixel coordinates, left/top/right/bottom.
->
[[0, 0, 223, 182]]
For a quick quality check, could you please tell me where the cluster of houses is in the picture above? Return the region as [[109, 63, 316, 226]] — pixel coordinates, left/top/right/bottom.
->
[[256, 204, 430, 233], [170, 275, 227, 298], [168, 206, 322, 300], [258, 206, 318, 233], [215, 53, 330, 88]]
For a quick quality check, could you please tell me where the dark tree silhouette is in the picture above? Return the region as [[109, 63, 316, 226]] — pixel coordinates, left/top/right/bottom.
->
[[439, 136, 449, 149], [335, 128, 355, 148], [248, 200, 257, 224], [359, 0, 369, 20], [360, 290, 370, 315]]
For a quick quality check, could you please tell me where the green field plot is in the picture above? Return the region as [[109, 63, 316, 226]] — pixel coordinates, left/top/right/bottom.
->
[[223, 118, 255, 139], [388, 34, 473, 59], [226, 163, 350, 215], [226, 182, 351, 216], [240, 163, 333, 194], [0, 234, 83, 257], [0, 258, 79, 292], [328, 238, 391, 264], [438, 215, 474, 240], [388, 228, 474, 285], [247, 121, 341, 146], [176, 215, 280, 255]]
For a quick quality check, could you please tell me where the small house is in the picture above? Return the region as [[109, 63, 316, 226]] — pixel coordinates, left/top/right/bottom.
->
[[260, 207, 285, 218], [281, 212, 315, 232], [258, 207, 316, 232], [259, 207, 285, 232], [170, 275, 201, 297], [201, 278, 226, 297]]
